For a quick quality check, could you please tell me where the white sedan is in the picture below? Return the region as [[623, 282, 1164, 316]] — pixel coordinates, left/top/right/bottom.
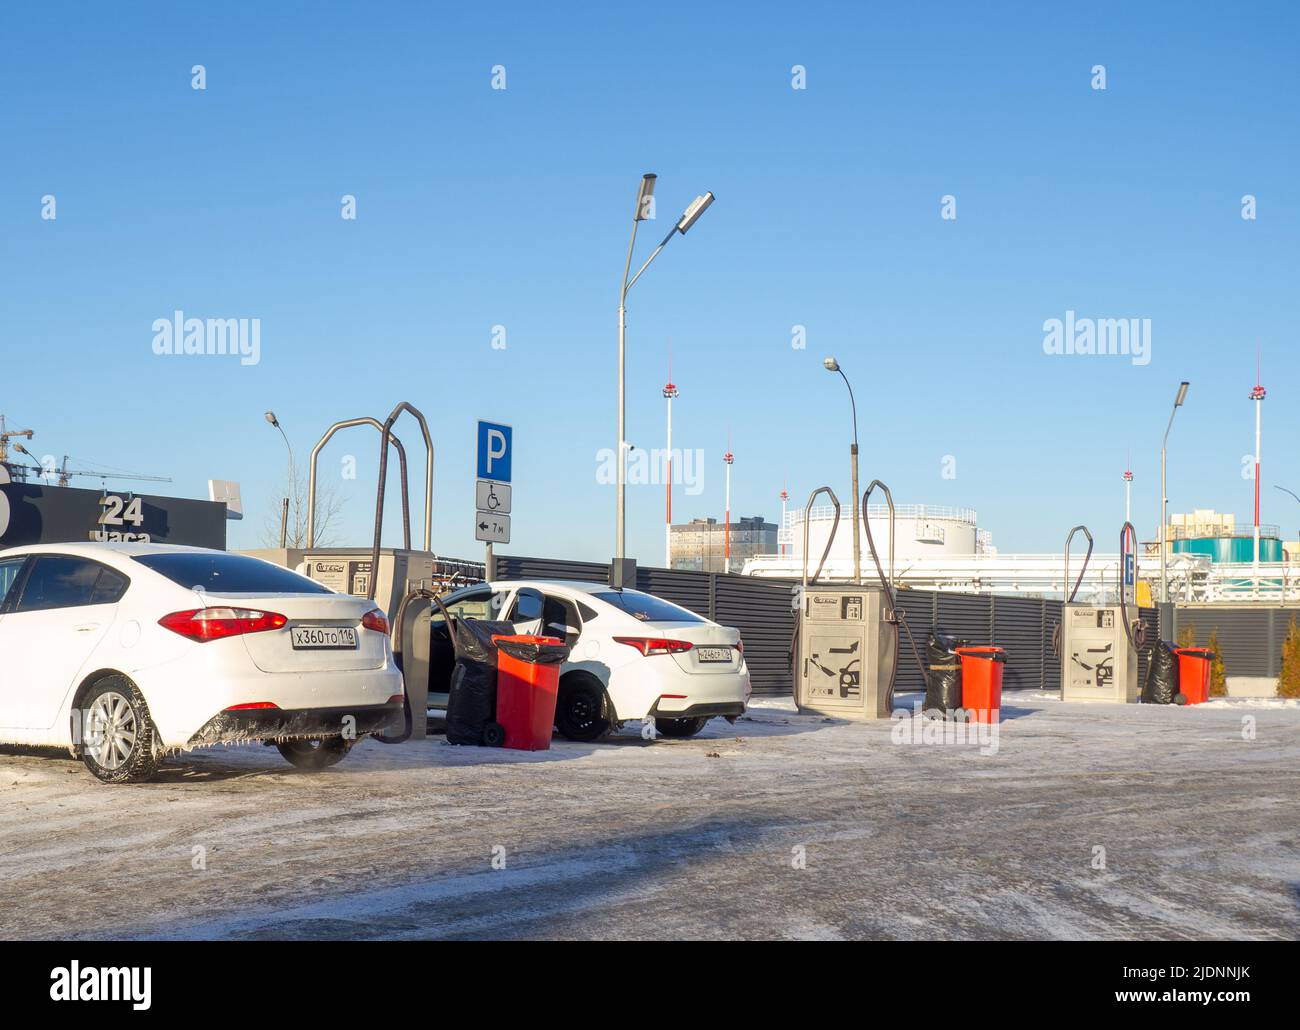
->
[[0, 542, 403, 783], [430, 580, 751, 740]]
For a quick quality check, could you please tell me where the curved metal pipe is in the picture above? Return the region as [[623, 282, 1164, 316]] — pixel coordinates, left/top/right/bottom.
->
[[862, 480, 927, 711], [801, 486, 841, 590], [369, 402, 435, 601], [307, 417, 412, 549], [1064, 524, 1094, 604], [1118, 521, 1148, 652]]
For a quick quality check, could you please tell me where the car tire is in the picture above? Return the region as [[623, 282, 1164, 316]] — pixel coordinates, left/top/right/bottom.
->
[[482, 722, 505, 747], [654, 716, 709, 738], [276, 737, 354, 771], [79, 676, 163, 784], [554, 674, 612, 742]]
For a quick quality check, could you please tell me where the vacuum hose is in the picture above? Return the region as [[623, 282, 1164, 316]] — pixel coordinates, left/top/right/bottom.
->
[[372, 586, 441, 744], [1118, 520, 1148, 653], [861, 480, 929, 712]]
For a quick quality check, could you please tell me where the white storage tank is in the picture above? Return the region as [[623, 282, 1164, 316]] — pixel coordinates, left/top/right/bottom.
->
[[782, 504, 984, 561]]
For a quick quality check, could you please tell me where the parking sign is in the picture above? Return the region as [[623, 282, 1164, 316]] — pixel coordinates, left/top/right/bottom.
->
[[477, 420, 512, 483]]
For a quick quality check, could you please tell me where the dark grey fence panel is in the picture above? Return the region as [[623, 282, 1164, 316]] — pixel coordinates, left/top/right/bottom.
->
[[992, 597, 1047, 691], [893, 590, 936, 694], [1169, 607, 1279, 678], [1042, 600, 1063, 692]]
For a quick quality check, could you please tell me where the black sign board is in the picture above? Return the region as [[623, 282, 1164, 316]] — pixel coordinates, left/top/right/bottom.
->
[[0, 483, 227, 550]]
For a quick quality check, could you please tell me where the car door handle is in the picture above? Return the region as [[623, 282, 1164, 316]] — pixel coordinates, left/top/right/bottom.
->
[[74, 623, 101, 632]]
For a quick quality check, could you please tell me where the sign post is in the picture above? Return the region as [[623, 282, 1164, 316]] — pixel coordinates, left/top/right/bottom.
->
[[475, 420, 513, 580]]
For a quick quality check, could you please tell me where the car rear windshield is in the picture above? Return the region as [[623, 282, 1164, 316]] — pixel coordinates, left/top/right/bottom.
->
[[590, 589, 704, 623], [133, 553, 332, 594]]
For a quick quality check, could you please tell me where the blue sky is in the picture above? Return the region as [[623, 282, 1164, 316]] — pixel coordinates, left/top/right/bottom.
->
[[2, 0, 1297, 560]]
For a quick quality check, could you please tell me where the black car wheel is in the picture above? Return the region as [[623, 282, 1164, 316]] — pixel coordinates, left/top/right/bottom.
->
[[554, 675, 612, 742]]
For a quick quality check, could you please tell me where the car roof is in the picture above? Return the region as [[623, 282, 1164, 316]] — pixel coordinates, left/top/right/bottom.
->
[[481, 580, 616, 595], [0, 541, 223, 561]]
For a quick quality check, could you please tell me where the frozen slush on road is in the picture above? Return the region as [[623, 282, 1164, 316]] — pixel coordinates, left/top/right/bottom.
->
[[0, 542, 403, 783]]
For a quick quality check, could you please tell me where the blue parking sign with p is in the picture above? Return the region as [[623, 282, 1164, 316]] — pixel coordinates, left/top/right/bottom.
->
[[477, 421, 512, 483]]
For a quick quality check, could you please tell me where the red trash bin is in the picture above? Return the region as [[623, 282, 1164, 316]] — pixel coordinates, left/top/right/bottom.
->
[[1174, 648, 1214, 705], [956, 646, 1007, 724], [491, 635, 568, 751]]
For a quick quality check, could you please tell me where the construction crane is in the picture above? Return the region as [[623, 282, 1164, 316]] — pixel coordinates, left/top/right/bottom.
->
[[0, 414, 34, 468], [42, 453, 172, 489]]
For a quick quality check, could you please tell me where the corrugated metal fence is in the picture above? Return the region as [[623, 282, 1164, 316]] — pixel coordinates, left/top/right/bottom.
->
[[496, 555, 1165, 697], [1162, 606, 1300, 678]]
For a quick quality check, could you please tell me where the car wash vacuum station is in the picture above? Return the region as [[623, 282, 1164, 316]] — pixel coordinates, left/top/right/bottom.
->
[[1058, 522, 1147, 704], [793, 481, 928, 720]]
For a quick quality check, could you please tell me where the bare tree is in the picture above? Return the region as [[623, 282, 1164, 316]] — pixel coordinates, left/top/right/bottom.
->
[[260, 472, 344, 548]]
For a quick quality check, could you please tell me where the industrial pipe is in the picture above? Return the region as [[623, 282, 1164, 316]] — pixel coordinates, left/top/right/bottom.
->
[[369, 401, 435, 601]]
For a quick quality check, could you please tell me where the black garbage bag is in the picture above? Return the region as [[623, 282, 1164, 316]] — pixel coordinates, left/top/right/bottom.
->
[[1142, 639, 1180, 705], [925, 631, 967, 716], [495, 636, 571, 666], [445, 619, 516, 745]]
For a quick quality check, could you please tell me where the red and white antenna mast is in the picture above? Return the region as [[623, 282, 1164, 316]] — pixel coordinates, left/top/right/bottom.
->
[[663, 343, 678, 568], [1122, 448, 1133, 524], [723, 436, 734, 574], [1251, 348, 1266, 577]]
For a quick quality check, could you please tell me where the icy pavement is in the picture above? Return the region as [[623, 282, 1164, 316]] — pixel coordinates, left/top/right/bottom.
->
[[1, 693, 1297, 940]]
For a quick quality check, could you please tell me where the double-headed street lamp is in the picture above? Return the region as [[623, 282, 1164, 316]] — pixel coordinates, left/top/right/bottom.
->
[[1159, 381, 1189, 604], [616, 174, 714, 564], [823, 357, 861, 582]]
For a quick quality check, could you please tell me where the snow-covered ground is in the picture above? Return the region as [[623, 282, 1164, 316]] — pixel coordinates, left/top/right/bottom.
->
[[1, 693, 1297, 940]]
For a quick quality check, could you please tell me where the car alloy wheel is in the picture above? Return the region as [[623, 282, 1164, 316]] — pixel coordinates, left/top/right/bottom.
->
[[85, 690, 139, 772]]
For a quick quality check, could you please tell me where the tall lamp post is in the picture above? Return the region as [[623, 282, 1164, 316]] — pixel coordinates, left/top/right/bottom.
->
[[1159, 381, 1189, 604], [265, 411, 294, 548], [823, 357, 861, 582], [1274, 485, 1300, 575], [616, 174, 714, 565], [779, 488, 788, 556]]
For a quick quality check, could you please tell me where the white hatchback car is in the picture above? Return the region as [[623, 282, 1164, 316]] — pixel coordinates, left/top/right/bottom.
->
[[0, 542, 403, 783], [429, 580, 751, 740]]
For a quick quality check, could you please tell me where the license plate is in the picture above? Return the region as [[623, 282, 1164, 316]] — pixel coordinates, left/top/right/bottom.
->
[[696, 647, 732, 663], [291, 626, 358, 650]]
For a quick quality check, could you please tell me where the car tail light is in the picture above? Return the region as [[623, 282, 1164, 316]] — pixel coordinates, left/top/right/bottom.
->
[[158, 607, 288, 642], [385, 694, 405, 705], [226, 702, 279, 711], [736, 640, 744, 653], [361, 609, 390, 635], [613, 637, 693, 657]]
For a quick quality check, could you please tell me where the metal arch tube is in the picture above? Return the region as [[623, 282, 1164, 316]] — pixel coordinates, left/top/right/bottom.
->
[[861, 479, 897, 592], [307, 418, 412, 550], [1064, 524, 1094, 604], [370, 401, 435, 601], [801, 486, 841, 590]]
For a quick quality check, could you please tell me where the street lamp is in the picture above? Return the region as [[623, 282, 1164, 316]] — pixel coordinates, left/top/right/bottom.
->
[[1159, 381, 1189, 604], [616, 175, 715, 564], [823, 356, 861, 582], [1274, 485, 1300, 569], [265, 410, 294, 548]]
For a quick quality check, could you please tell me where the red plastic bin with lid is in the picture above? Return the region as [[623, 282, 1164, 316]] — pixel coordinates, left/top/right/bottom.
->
[[1174, 648, 1214, 705], [491, 634, 567, 750], [955, 646, 1007, 724]]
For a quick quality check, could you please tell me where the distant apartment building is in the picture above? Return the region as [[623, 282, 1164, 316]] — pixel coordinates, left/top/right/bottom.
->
[[670, 516, 777, 573]]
